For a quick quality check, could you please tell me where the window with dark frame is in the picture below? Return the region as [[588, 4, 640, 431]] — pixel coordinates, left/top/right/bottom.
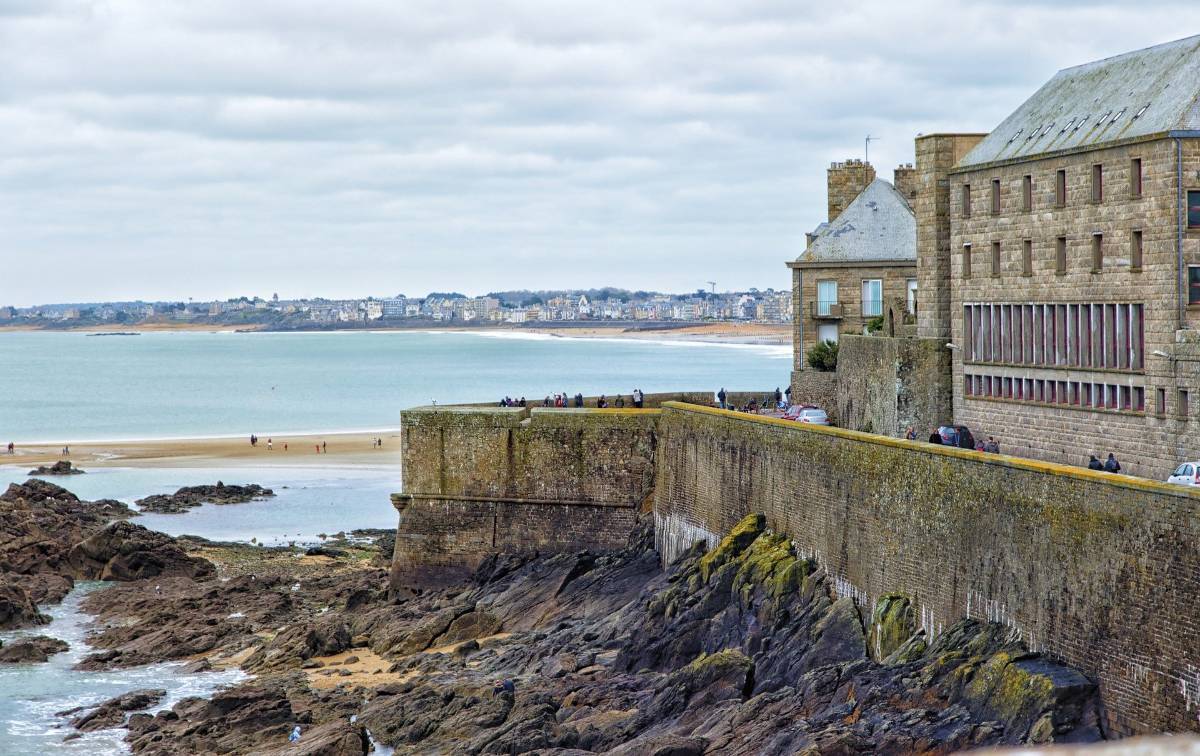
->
[[1055, 236, 1067, 274], [1190, 266, 1200, 305], [1180, 389, 1190, 419], [1130, 158, 1142, 198], [1131, 230, 1143, 270], [991, 241, 1001, 276], [991, 179, 1001, 214], [1092, 233, 1103, 272], [1022, 239, 1032, 276], [962, 184, 971, 217], [1158, 387, 1167, 416], [1091, 164, 1103, 202], [1189, 190, 1200, 228], [1055, 169, 1067, 206], [1022, 175, 1032, 211], [962, 244, 971, 279]]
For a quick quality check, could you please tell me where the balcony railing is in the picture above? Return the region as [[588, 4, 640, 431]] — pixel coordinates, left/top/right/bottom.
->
[[811, 301, 842, 319], [861, 300, 883, 317]]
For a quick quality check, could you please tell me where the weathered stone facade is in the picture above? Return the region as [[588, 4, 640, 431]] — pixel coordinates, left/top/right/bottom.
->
[[835, 334, 952, 436], [948, 136, 1200, 477], [651, 402, 1200, 737], [914, 133, 987, 341]]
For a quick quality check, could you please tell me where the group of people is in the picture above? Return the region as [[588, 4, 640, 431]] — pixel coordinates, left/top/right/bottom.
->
[[1088, 453, 1122, 473], [511, 389, 646, 409], [716, 386, 791, 413]]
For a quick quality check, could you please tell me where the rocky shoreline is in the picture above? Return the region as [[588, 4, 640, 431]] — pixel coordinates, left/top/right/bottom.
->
[[1, 479, 1107, 754]]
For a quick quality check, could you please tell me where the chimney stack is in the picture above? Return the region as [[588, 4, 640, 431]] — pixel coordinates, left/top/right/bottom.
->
[[893, 163, 918, 204], [826, 159, 876, 222]]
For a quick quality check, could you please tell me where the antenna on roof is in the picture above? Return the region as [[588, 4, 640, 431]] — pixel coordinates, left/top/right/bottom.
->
[[865, 135, 879, 164]]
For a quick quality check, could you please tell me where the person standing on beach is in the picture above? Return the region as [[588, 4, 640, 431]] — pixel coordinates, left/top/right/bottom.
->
[[283, 442, 288, 452], [322, 441, 327, 454], [267, 438, 273, 451], [6, 442, 12, 454]]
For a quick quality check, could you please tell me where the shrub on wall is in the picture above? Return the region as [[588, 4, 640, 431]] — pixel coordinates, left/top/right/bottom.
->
[[807, 340, 839, 371], [865, 315, 884, 334]]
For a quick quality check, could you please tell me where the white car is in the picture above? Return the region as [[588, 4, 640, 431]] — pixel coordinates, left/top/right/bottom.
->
[[1167, 462, 1200, 487], [789, 407, 830, 425]]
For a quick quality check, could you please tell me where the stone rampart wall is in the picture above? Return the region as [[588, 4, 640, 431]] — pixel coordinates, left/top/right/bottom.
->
[[836, 335, 952, 436], [652, 402, 1200, 736], [391, 406, 658, 588]]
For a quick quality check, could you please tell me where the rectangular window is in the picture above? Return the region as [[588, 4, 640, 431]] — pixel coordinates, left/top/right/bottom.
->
[[816, 280, 838, 315], [991, 241, 1001, 276], [1107, 384, 1117, 410], [1191, 267, 1200, 306], [1180, 389, 1189, 419], [1022, 175, 1032, 211], [1059, 381, 1069, 405], [1131, 230, 1143, 270], [1132, 304, 1144, 370], [1055, 236, 1067, 273], [1134, 386, 1145, 412], [1004, 377, 1012, 398], [1083, 383, 1092, 407], [1092, 233, 1103, 272], [1130, 158, 1142, 198], [1120, 385, 1130, 410], [962, 184, 972, 217], [861, 279, 882, 317], [1157, 387, 1167, 416], [1047, 381, 1056, 404], [1081, 304, 1092, 367], [964, 375, 972, 396], [991, 179, 1001, 214], [1035, 379, 1044, 402], [1091, 164, 1103, 202], [906, 278, 917, 314], [1190, 190, 1200, 228], [962, 244, 972, 279], [1056, 169, 1067, 207], [1022, 239, 1032, 276], [1105, 304, 1117, 367]]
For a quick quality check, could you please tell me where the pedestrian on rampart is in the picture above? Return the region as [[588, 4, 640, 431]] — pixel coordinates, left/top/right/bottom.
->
[[904, 426, 916, 441], [717, 388, 727, 409], [1104, 453, 1121, 473], [928, 432, 942, 444], [1087, 455, 1103, 470]]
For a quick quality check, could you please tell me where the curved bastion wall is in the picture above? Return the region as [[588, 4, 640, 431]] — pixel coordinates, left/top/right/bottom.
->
[[391, 396, 1200, 737]]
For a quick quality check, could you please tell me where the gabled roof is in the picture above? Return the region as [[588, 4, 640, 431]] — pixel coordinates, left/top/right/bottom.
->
[[958, 35, 1200, 169], [795, 179, 915, 264]]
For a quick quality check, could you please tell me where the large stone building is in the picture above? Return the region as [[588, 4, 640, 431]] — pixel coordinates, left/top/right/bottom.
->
[[789, 161, 918, 381], [919, 34, 1200, 477]]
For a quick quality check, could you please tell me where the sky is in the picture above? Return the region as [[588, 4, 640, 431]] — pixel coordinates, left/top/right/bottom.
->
[[0, 0, 1192, 306]]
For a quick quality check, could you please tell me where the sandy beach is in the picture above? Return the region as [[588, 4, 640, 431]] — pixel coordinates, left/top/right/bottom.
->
[[2, 430, 401, 469]]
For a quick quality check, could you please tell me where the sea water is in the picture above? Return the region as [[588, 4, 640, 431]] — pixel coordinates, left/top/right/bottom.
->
[[0, 329, 790, 443]]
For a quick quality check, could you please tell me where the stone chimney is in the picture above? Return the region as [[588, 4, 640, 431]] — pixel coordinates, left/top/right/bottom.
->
[[914, 134, 986, 341], [893, 163, 918, 204], [827, 159, 875, 222]]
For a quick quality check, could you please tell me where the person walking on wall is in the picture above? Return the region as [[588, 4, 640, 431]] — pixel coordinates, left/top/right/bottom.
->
[[1087, 455, 1103, 470], [928, 432, 942, 444], [904, 426, 916, 441], [598, 395, 608, 408], [717, 387, 727, 409], [984, 437, 999, 454], [633, 389, 644, 408], [773, 387, 782, 407], [615, 395, 625, 408], [1103, 453, 1121, 473], [574, 393, 584, 408]]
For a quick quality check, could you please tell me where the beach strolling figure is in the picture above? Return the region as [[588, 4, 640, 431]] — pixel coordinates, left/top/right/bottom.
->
[[322, 441, 327, 454], [7, 442, 12, 454], [267, 438, 272, 451], [283, 442, 288, 452]]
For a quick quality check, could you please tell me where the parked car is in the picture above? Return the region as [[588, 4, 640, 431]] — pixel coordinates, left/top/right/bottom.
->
[[1167, 462, 1200, 487], [785, 405, 830, 425], [936, 425, 975, 449]]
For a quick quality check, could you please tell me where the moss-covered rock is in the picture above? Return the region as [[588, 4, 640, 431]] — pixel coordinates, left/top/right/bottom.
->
[[868, 593, 917, 662], [697, 513, 764, 582]]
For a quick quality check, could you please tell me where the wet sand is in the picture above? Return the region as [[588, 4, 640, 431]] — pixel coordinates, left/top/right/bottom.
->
[[4, 430, 400, 469]]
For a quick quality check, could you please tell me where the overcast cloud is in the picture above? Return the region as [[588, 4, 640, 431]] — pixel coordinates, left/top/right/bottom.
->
[[0, 0, 1191, 305]]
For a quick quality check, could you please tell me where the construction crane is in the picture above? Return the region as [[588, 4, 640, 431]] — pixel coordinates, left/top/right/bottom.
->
[[706, 281, 716, 294]]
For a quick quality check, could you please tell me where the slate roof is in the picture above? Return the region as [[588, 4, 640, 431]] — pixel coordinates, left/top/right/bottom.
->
[[958, 35, 1200, 169], [795, 179, 915, 264]]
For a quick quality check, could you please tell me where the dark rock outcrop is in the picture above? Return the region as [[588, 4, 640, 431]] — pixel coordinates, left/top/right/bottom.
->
[[135, 483, 274, 514], [0, 635, 68, 663], [68, 689, 166, 732], [67, 521, 215, 582], [27, 460, 85, 476]]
